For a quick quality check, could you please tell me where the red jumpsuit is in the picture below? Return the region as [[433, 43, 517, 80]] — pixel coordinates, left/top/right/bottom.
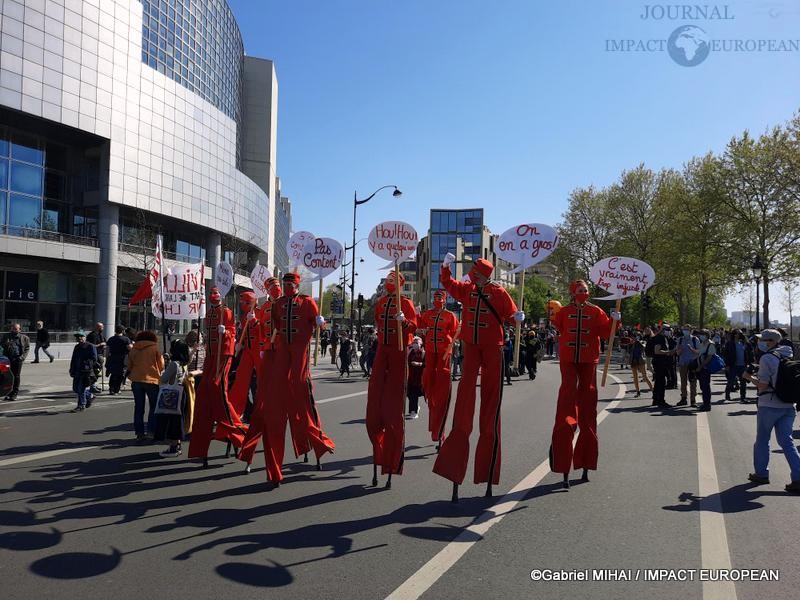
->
[[432, 269, 517, 485], [229, 314, 260, 416], [366, 294, 418, 475], [263, 292, 335, 483], [419, 307, 458, 442], [550, 301, 616, 474], [188, 303, 247, 458], [238, 297, 277, 468]]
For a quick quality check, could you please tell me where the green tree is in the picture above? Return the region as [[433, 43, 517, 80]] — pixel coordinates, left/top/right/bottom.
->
[[718, 126, 800, 325]]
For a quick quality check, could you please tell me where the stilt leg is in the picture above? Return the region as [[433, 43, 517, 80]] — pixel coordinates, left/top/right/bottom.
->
[[304, 453, 309, 463], [202, 457, 209, 469], [485, 482, 493, 498], [244, 463, 251, 474], [562, 473, 570, 489], [581, 468, 589, 482], [372, 462, 378, 487], [451, 482, 459, 503], [385, 474, 392, 489], [316, 456, 322, 471], [225, 441, 231, 458]]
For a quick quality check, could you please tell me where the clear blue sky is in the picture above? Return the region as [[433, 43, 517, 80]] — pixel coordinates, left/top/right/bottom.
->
[[228, 0, 800, 320]]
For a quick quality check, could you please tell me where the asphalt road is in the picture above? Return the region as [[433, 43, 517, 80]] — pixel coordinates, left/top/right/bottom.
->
[[1, 357, 798, 600]]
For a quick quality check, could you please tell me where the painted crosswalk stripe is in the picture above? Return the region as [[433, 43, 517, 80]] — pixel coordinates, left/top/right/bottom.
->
[[385, 372, 627, 600]]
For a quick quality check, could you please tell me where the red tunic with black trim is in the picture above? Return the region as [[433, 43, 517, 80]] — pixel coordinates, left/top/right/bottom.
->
[[441, 268, 516, 347], [237, 315, 261, 362], [419, 308, 459, 353], [257, 298, 277, 351], [551, 302, 616, 364], [271, 293, 318, 348], [374, 295, 418, 348], [206, 304, 235, 359]]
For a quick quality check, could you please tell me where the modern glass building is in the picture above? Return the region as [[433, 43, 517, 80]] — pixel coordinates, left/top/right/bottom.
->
[[0, 0, 289, 345]]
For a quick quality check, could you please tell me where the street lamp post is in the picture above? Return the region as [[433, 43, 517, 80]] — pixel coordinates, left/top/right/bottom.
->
[[752, 256, 764, 331], [350, 185, 402, 335]]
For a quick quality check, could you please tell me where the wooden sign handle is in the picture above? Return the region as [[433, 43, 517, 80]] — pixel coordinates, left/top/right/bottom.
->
[[601, 298, 622, 387], [395, 261, 404, 351]]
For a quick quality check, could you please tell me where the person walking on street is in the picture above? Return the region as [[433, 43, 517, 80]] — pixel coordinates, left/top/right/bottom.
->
[[524, 329, 542, 380], [87, 322, 107, 393], [127, 330, 165, 441], [339, 332, 352, 378], [407, 336, 425, 419], [744, 329, 800, 493], [630, 334, 653, 397], [2, 323, 30, 401], [69, 331, 97, 412], [330, 327, 339, 365], [651, 324, 676, 408], [106, 325, 132, 395], [676, 325, 699, 407], [320, 328, 330, 357], [694, 328, 717, 412], [32, 321, 54, 363]]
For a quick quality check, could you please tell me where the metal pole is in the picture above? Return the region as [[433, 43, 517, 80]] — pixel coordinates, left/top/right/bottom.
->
[[351, 191, 357, 333], [756, 277, 761, 331]]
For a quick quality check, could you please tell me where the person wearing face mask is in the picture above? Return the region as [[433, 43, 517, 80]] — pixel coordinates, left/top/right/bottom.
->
[[651, 324, 677, 409], [254, 272, 335, 485], [188, 286, 246, 466], [676, 325, 700, 407], [549, 279, 621, 488], [722, 330, 753, 403], [239, 277, 284, 475], [1, 323, 30, 402], [694, 328, 717, 412], [366, 270, 418, 488], [743, 329, 800, 493], [418, 290, 459, 445], [229, 291, 260, 418], [433, 258, 520, 502]]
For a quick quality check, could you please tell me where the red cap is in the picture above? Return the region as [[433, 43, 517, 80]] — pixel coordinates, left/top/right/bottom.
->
[[471, 259, 494, 278], [433, 290, 447, 300], [239, 291, 256, 302], [283, 272, 301, 285]]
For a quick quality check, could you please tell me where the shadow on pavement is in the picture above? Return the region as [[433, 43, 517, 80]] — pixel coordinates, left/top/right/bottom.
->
[[661, 483, 791, 514]]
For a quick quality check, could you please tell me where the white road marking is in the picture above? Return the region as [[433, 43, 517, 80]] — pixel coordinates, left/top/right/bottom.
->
[[696, 411, 738, 600], [0, 399, 131, 415], [385, 372, 627, 600], [0, 446, 98, 467], [316, 391, 368, 404]]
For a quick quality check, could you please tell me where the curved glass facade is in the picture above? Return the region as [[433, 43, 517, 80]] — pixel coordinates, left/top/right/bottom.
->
[[139, 0, 244, 124]]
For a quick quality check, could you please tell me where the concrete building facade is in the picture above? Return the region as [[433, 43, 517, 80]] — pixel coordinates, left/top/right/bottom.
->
[[0, 0, 286, 337]]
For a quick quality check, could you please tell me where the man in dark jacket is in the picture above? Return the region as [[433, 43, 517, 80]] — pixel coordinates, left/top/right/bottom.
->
[[32, 321, 54, 363], [2, 323, 31, 401], [106, 325, 132, 395]]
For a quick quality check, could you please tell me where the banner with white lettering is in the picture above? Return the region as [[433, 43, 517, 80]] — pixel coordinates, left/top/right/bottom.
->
[[589, 256, 655, 300], [152, 262, 206, 319]]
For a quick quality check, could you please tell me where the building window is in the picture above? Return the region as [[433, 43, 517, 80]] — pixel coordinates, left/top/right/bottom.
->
[[4, 302, 36, 330], [8, 193, 41, 231]]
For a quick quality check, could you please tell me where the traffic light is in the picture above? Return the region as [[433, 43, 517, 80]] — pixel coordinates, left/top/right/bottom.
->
[[357, 293, 364, 309]]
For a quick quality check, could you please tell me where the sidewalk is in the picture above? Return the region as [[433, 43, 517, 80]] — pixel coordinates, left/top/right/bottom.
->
[[8, 355, 343, 402]]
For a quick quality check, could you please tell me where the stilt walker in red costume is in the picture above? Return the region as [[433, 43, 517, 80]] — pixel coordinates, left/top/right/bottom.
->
[[229, 291, 259, 417], [419, 290, 459, 449], [549, 279, 620, 489], [239, 277, 281, 474], [366, 270, 418, 489], [261, 272, 335, 486], [432, 258, 522, 502], [188, 286, 247, 467]]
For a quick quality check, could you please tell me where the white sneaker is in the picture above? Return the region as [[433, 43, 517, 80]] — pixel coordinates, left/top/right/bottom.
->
[[160, 446, 181, 458], [410, 411, 418, 419]]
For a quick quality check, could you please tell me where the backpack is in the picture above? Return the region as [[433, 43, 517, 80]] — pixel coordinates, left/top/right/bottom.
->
[[644, 336, 656, 358], [769, 351, 800, 404]]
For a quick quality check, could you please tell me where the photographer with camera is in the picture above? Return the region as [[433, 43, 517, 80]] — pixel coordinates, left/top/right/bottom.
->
[[743, 329, 800, 493]]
